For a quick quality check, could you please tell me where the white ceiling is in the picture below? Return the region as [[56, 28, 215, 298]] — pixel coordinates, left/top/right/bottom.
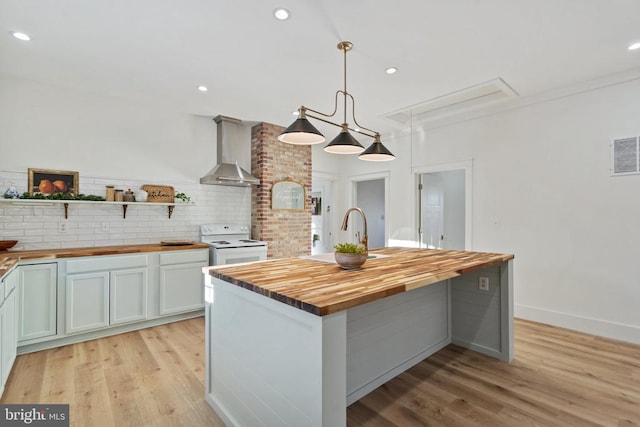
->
[[1, 0, 639, 138]]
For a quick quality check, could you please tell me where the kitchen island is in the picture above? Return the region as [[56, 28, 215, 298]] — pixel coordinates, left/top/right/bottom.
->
[[204, 247, 514, 427]]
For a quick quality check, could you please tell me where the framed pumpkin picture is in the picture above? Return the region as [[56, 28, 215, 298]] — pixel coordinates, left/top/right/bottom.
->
[[28, 168, 79, 196]]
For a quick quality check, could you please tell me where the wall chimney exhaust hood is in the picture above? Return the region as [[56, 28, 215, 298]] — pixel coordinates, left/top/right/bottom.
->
[[200, 115, 260, 187]]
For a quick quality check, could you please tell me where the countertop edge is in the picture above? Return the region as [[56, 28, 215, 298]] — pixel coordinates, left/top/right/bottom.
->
[[207, 248, 515, 316], [0, 242, 209, 280]]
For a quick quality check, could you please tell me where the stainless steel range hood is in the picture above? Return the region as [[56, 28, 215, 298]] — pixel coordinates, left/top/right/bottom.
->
[[200, 115, 260, 187]]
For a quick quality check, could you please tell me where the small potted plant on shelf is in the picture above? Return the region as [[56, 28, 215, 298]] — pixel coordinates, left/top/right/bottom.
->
[[174, 192, 191, 204], [334, 242, 367, 270]]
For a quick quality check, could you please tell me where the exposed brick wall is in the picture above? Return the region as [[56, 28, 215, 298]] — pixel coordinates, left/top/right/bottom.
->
[[251, 122, 312, 259]]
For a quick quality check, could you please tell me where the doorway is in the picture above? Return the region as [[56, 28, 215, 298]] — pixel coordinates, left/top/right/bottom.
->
[[418, 163, 471, 250], [355, 178, 386, 249], [311, 177, 334, 255]]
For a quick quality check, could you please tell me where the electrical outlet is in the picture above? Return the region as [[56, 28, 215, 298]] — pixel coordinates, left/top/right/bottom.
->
[[101, 222, 110, 232], [479, 276, 489, 291], [58, 222, 67, 233]]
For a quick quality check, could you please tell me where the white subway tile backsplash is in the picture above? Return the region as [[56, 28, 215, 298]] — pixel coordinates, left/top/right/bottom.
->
[[1, 170, 251, 250], [26, 242, 62, 250]]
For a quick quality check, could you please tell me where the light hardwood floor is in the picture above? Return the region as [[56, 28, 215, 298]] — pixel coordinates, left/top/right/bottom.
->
[[2, 318, 639, 426]]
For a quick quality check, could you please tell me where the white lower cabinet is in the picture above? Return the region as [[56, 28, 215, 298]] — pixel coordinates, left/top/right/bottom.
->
[[18, 263, 57, 342], [15, 248, 208, 353], [65, 272, 109, 334], [110, 268, 148, 325], [1, 291, 17, 382], [66, 267, 148, 334], [159, 250, 208, 315], [1, 268, 18, 396]]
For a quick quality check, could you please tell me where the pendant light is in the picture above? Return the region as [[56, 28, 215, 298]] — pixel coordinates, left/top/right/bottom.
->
[[278, 41, 395, 161]]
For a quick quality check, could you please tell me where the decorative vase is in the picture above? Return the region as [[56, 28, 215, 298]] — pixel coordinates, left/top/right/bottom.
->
[[334, 252, 367, 270], [3, 186, 19, 199], [135, 189, 148, 202]]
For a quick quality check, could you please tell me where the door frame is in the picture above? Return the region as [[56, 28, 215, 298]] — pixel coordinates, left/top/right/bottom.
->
[[312, 170, 339, 253], [414, 160, 473, 250], [347, 171, 391, 248]]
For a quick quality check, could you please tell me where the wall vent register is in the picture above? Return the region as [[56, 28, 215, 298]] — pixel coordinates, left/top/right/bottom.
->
[[611, 136, 640, 176]]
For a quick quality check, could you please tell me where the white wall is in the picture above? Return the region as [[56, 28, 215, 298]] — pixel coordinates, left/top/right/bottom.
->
[[324, 76, 640, 344], [0, 74, 252, 249], [0, 75, 221, 181]]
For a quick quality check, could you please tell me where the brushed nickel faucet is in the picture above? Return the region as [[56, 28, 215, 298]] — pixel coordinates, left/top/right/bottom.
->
[[341, 207, 368, 255]]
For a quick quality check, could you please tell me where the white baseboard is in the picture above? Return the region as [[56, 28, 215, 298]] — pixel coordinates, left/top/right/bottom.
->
[[515, 304, 640, 345]]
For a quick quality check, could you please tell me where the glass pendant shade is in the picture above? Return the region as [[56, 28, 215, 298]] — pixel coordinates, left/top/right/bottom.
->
[[359, 138, 395, 161], [278, 118, 325, 145], [324, 130, 365, 154]]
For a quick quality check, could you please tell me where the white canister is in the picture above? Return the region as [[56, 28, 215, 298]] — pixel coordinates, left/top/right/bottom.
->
[[135, 189, 148, 202]]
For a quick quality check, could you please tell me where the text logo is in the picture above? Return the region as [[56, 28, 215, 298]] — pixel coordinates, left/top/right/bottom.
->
[[1, 405, 69, 426]]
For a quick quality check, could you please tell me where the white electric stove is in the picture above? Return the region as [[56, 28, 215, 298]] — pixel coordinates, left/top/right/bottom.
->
[[200, 224, 267, 265]]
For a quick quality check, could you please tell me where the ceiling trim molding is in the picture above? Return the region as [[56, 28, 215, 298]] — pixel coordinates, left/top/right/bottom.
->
[[391, 67, 640, 135]]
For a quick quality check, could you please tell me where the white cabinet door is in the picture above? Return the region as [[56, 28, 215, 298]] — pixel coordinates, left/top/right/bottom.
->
[[1, 290, 17, 387], [0, 297, 5, 390], [18, 263, 57, 342], [159, 262, 206, 315], [110, 268, 148, 325], [66, 272, 109, 334]]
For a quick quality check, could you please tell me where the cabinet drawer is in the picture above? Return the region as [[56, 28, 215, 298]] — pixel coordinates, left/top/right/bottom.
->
[[67, 254, 148, 274], [160, 250, 208, 266]]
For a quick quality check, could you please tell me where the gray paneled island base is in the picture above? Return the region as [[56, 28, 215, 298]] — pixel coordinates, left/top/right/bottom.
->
[[204, 247, 514, 426]]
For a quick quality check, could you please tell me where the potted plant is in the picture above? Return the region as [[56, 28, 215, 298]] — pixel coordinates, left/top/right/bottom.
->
[[334, 243, 367, 269], [174, 192, 191, 204]]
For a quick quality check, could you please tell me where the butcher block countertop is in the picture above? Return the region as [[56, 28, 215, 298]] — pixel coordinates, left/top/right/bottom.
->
[[207, 247, 514, 316], [0, 242, 209, 280]]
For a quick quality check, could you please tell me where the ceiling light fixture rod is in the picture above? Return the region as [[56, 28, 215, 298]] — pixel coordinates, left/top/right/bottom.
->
[[301, 107, 376, 139], [278, 41, 395, 161], [341, 41, 349, 126]]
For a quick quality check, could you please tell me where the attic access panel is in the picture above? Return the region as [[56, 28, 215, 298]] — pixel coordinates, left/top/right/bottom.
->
[[611, 137, 639, 176]]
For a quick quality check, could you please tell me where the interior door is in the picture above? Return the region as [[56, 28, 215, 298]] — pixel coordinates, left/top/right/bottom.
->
[[420, 170, 465, 250], [311, 178, 334, 255], [421, 174, 444, 249], [355, 179, 385, 249]]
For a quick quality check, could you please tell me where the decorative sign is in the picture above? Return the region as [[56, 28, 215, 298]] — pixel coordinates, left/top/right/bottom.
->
[[141, 185, 175, 203], [272, 178, 305, 210]]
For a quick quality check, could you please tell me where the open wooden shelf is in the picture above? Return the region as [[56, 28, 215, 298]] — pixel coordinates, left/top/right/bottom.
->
[[0, 199, 194, 219]]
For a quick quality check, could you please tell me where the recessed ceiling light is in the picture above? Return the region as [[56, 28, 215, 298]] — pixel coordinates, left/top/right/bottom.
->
[[197, 85, 208, 92], [292, 110, 299, 116], [629, 42, 640, 51], [385, 67, 398, 75], [274, 8, 290, 20], [11, 32, 31, 41]]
